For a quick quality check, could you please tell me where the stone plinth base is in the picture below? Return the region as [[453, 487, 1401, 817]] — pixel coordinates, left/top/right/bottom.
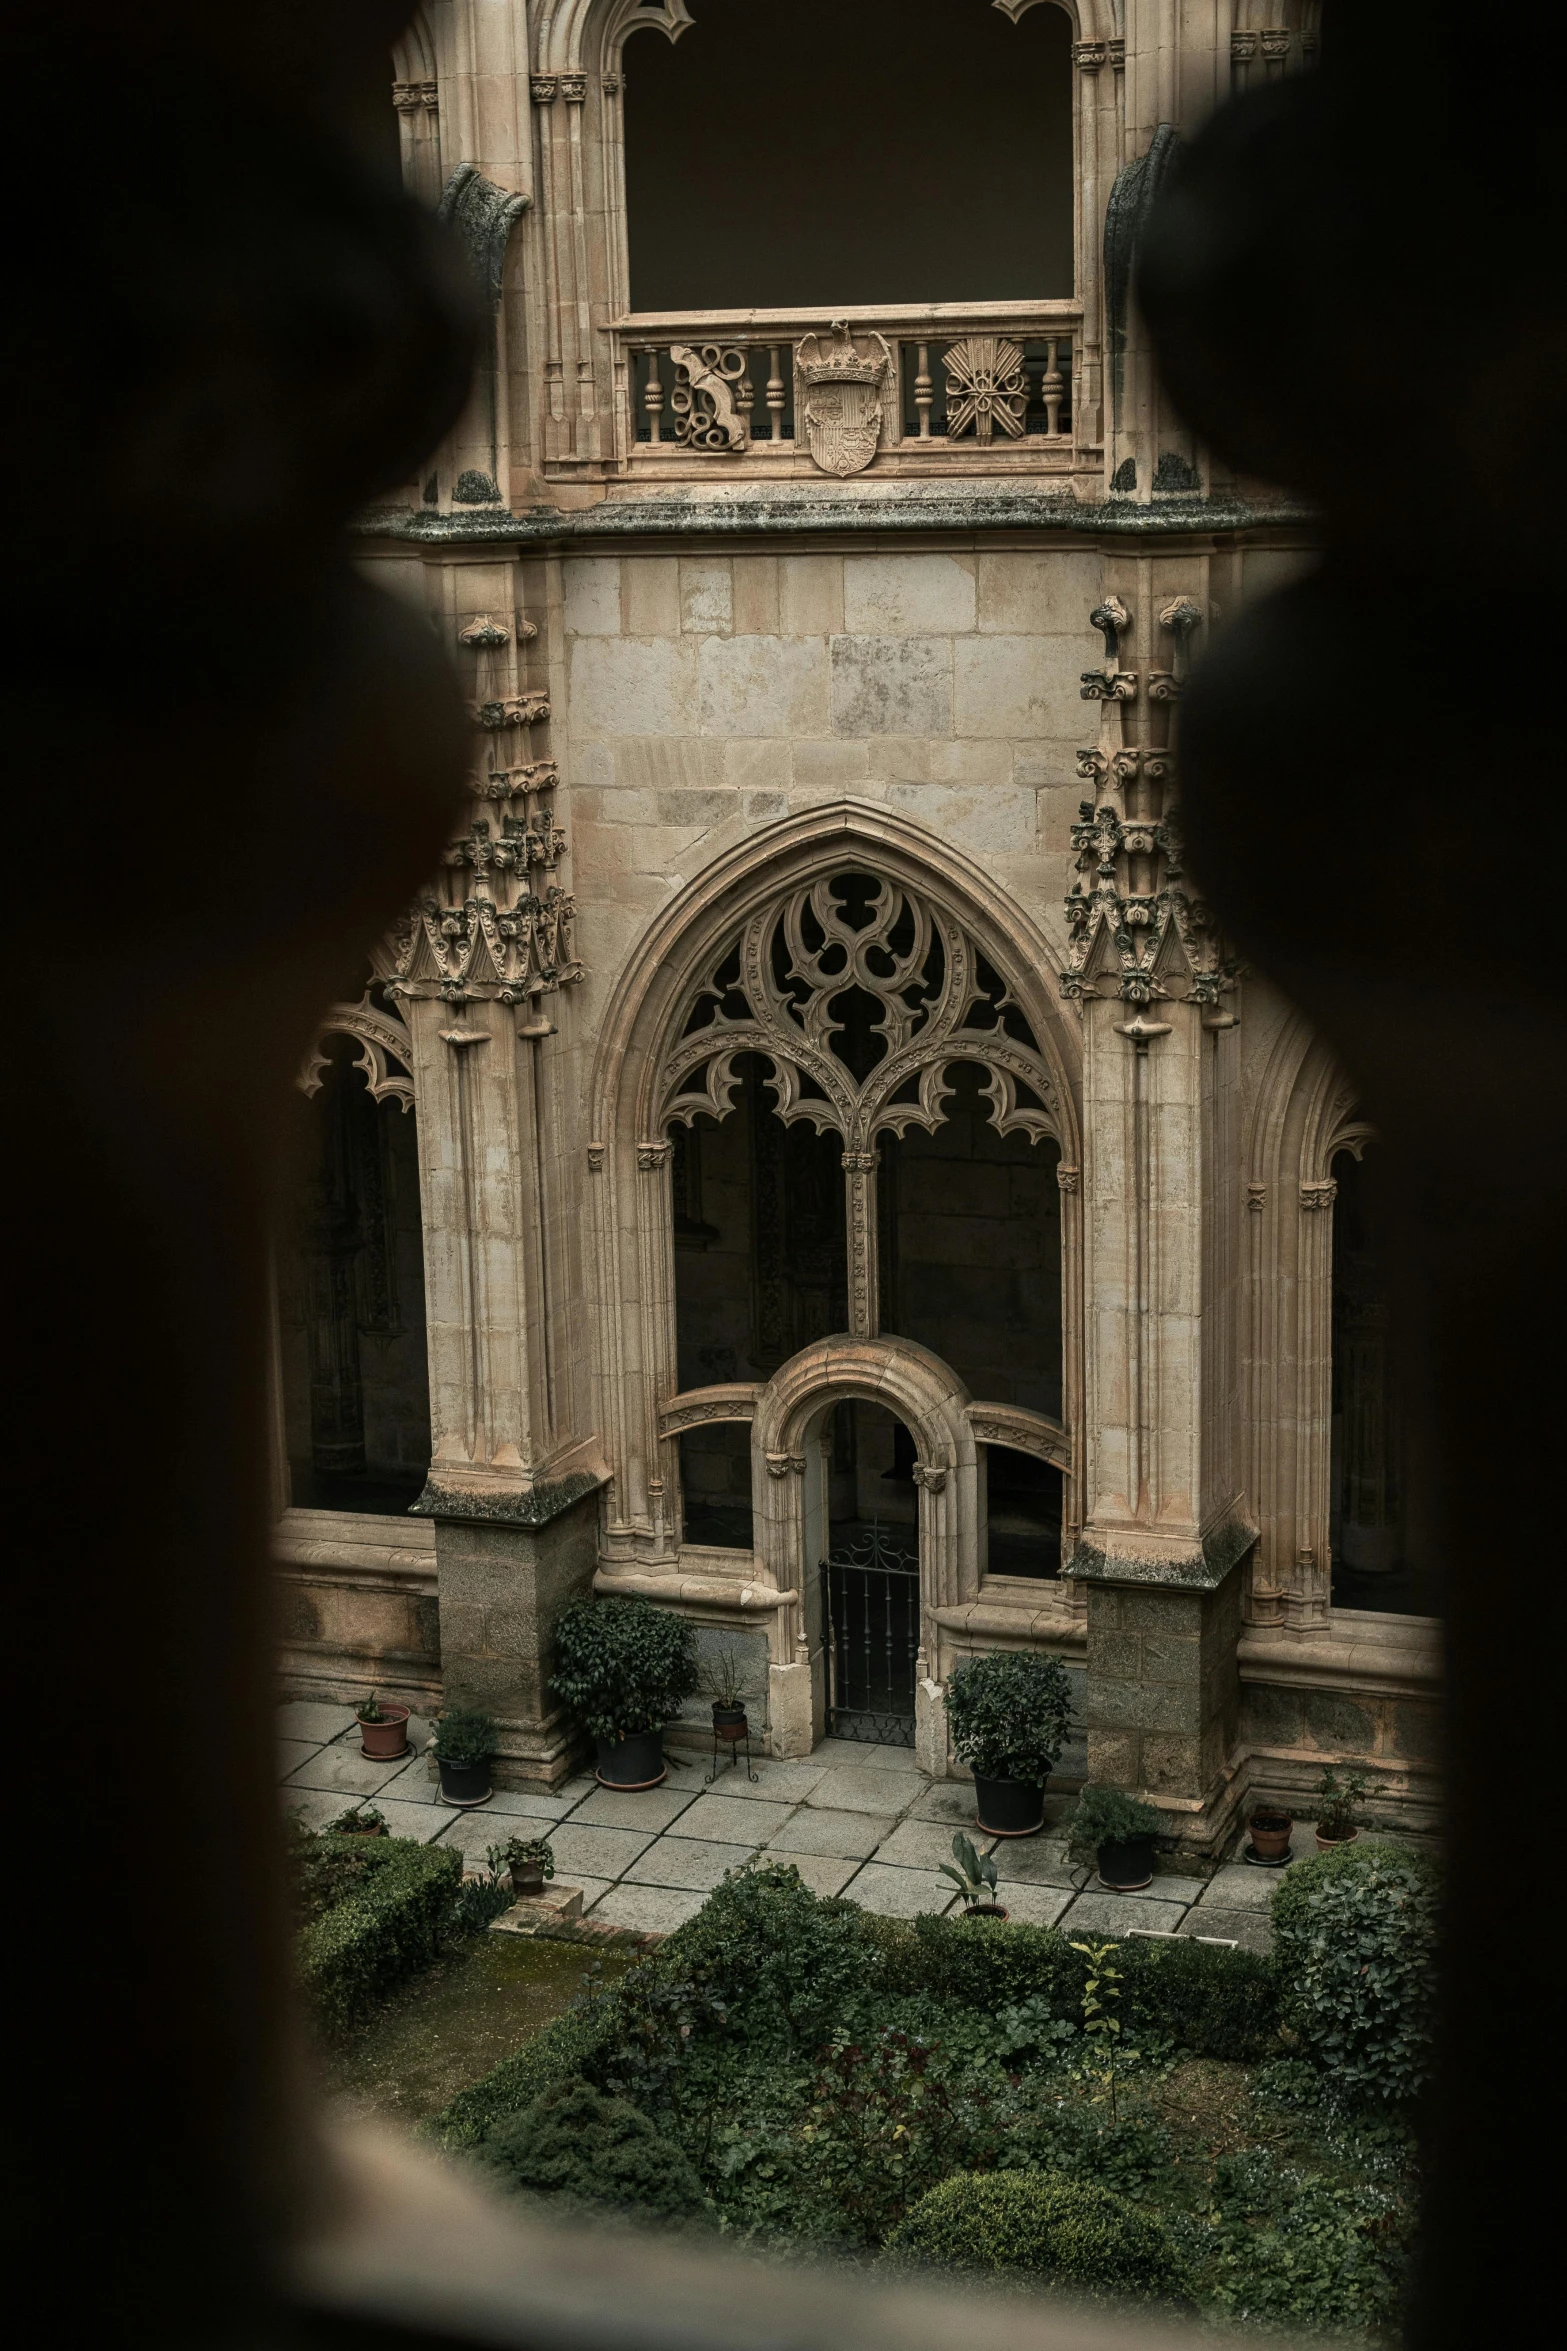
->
[[489, 1885, 585, 1935]]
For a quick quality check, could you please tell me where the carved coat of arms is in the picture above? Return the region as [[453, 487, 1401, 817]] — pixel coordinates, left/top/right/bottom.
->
[[798, 320, 892, 477]]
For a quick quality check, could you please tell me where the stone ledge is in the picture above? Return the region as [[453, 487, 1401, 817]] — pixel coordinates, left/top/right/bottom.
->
[[410, 1470, 606, 1528], [1240, 1617, 1441, 1699], [488, 1885, 584, 1935]]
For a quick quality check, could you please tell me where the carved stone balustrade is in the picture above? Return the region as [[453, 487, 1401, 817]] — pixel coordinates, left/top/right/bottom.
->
[[611, 304, 1086, 481]]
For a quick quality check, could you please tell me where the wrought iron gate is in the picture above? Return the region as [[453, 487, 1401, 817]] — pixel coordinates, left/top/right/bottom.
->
[[820, 1520, 920, 1747]]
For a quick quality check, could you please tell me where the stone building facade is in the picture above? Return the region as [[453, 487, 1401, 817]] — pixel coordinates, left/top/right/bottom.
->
[[272, 0, 1440, 1853]]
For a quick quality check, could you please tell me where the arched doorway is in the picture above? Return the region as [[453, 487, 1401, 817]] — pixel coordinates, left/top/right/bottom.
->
[[820, 1401, 921, 1745]]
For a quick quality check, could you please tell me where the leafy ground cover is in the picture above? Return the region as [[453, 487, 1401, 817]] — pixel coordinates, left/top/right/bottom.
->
[[436, 1853, 1431, 2339]]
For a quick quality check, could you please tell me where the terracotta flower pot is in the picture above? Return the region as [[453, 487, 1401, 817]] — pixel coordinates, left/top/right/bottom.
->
[[1316, 1822, 1360, 1852], [1249, 1810, 1293, 1863], [510, 1862, 546, 1897], [358, 1702, 411, 1761]]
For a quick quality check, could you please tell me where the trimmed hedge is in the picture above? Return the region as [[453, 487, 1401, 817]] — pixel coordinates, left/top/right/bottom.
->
[[890, 2169, 1186, 2298], [298, 1834, 462, 2039], [1271, 1840, 1438, 2106], [479, 2077, 706, 2218], [437, 1991, 623, 2149]]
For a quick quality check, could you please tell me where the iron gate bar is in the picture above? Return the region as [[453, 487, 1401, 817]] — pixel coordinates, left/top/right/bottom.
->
[[820, 1518, 919, 1748]]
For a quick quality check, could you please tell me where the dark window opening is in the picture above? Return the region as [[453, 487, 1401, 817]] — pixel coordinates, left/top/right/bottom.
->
[[1329, 1146, 1441, 1617], [276, 1037, 431, 1516], [879, 1061, 1062, 1418], [678, 1423, 753, 1550], [625, 0, 1075, 309], [985, 1444, 1063, 1579]]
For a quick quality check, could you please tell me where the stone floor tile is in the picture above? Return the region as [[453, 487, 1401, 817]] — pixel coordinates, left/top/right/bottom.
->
[[694, 1759, 828, 1804], [873, 1818, 994, 1873], [904, 1781, 988, 1827], [803, 1766, 926, 1815], [764, 1808, 895, 1861], [277, 1702, 358, 1746], [764, 1852, 861, 1898], [840, 1863, 957, 1919], [668, 1793, 793, 1845], [1179, 1906, 1275, 1956], [1056, 1892, 1191, 1937], [277, 1739, 323, 1779], [542, 1823, 659, 1881], [366, 1757, 443, 1806], [991, 1883, 1074, 1929], [814, 1737, 924, 1775], [282, 1747, 413, 1797], [485, 1781, 594, 1819], [429, 1811, 535, 1865], [1198, 1862, 1285, 1913], [622, 1836, 757, 1892], [570, 1786, 703, 1833], [281, 1793, 444, 1844], [1081, 1872, 1208, 1906], [587, 1884, 708, 1934], [990, 1841, 1081, 1890]]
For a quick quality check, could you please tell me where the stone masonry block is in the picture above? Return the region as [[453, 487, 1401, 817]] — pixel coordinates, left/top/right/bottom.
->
[[1390, 1697, 1442, 1761], [700, 634, 831, 737], [1139, 1733, 1204, 1791], [656, 788, 737, 829], [1085, 1728, 1140, 1786], [731, 556, 780, 636], [1244, 1681, 1306, 1747], [563, 556, 621, 635], [1115, 1588, 1203, 1637], [778, 554, 843, 636], [1086, 1677, 1196, 1736], [1300, 1689, 1378, 1753], [830, 636, 952, 736], [680, 559, 733, 636], [974, 550, 1105, 635], [1140, 1633, 1204, 1688], [842, 553, 975, 635], [568, 636, 698, 736], [951, 634, 1083, 738], [1086, 1631, 1141, 1681], [621, 557, 680, 637]]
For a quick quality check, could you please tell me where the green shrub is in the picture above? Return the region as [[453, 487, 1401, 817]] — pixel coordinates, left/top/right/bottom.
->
[[1271, 1842, 1438, 2106], [658, 1862, 876, 2048], [945, 1651, 1075, 1784], [550, 1594, 699, 1743], [297, 1834, 463, 2037], [890, 2168, 1186, 2299], [478, 2077, 705, 2220], [1200, 2149, 1412, 2331], [435, 1993, 623, 2149], [1069, 1785, 1165, 1851], [432, 1704, 497, 1765]]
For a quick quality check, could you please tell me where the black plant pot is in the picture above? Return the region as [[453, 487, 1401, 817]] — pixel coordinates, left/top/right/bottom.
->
[[973, 1773, 1046, 1837], [436, 1755, 493, 1808], [1097, 1834, 1155, 1890], [712, 1701, 747, 1742], [595, 1729, 666, 1789]]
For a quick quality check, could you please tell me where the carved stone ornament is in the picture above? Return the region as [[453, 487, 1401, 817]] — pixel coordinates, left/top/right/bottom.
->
[[586, 1143, 606, 1172], [1300, 1179, 1338, 1211], [943, 337, 1028, 442], [765, 1451, 807, 1478], [297, 994, 416, 1112], [660, 868, 1061, 1160], [458, 614, 509, 649], [637, 1141, 672, 1171], [392, 79, 438, 111], [798, 321, 893, 478], [669, 344, 750, 452], [911, 1461, 948, 1494]]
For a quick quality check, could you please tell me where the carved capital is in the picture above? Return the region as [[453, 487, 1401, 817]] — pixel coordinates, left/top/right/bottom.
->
[[911, 1462, 947, 1494], [765, 1451, 806, 1478], [841, 1150, 879, 1173], [1072, 40, 1108, 72], [1056, 1164, 1080, 1194], [1108, 38, 1125, 69], [637, 1141, 672, 1172], [1080, 669, 1138, 703], [1300, 1179, 1338, 1211], [457, 613, 509, 649], [1246, 1182, 1268, 1213], [1089, 596, 1131, 660], [529, 74, 558, 105], [392, 79, 438, 112], [586, 1143, 606, 1173], [1230, 31, 1259, 62], [472, 692, 550, 731], [1261, 29, 1292, 60], [559, 73, 587, 102], [602, 74, 621, 96]]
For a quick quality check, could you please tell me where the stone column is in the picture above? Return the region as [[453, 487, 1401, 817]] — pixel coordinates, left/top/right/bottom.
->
[[1063, 579, 1252, 1851], [388, 573, 599, 1787]]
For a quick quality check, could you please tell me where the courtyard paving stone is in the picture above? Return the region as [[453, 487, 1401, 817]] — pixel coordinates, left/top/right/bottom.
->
[[671, 1793, 795, 1845], [765, 1807, 897, 1860], [367, 1757, 443, 1805], [992, 1884, 1075, 1928], [277, 1701, 358, 1745], [283, 1746, 414, 1797], [1059, 1891, 1190, 1937], [281, 1788, 443, 1842], [588, 1884, 707, 1933], [622, 1836, 757, 1892], [545, 1823, 659, 1881], [904, 1781, 987, 1827], [430, 1811, 544, 1865], [989, 1840, 1079, 1889], [1180, 1906, 1274, 1955], [1199, 1862, 1284, 1913], [571, 1785, 702, 1833], [765, 1852, 861, 1898], [873, 1818, 996, 1872], [277, 1739, 325, 1777], [814, 1738, 925, 1775], [803, 1765, 928, 1814], [842, 1862, 957, 1919], [693, 1759, 828, 1804]]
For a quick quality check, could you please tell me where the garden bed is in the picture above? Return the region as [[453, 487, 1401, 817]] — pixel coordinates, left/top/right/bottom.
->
[[436, 1847, 1435, 2338], [291, 1826, 466, 2038]]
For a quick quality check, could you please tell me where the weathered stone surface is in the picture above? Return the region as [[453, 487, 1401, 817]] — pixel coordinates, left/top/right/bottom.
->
[[622, 1836, 755, 1891], [841, 1863, 956, 1919], [1180, 1905, 1274, 1955], [588, 1884, 708, 1934]]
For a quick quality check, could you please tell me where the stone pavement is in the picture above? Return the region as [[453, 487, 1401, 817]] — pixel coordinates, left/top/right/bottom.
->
[[279, 1700, 1314, 1952]]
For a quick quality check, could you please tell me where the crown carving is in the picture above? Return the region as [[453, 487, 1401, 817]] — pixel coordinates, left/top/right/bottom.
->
[[798, 320, 887, 385]]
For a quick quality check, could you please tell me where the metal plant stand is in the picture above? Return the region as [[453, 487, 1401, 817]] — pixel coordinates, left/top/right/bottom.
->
[[706, 1719, 760, 1785]]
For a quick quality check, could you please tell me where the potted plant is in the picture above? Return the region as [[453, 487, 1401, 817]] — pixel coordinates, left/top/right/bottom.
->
[[701, 1645, 749, 1742], [355, 1689, 411, 1761], [944, 1650, 1075, 1835], [550, 1594, 699, 1789], [1314, 1766, 1369, 1850], [1069, 1785, 1165, 1891], [328, 1804, 386, 1841], [1247, 1804, 1294, 1864], [940, 1831, 1009, 1921], [431, 1704, 498, 1808], [488, 1834, 555, 1898]]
